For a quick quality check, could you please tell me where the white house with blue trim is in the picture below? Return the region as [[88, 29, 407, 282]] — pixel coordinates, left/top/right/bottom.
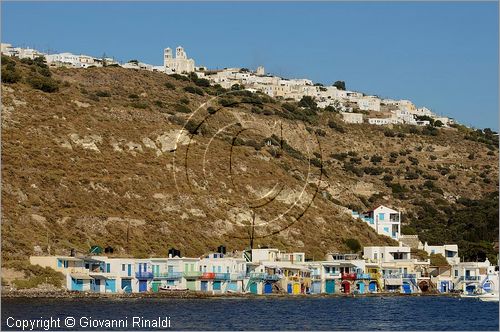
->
[[352, 205, 401, 240]]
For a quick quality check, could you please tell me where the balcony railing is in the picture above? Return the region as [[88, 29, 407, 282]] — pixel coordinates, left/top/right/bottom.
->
[[341, 273, 357, 280], [383, 274, 401, 279], [230, 272, 247, 280], [356, 273, 371, 280], [249, 273, 281, 281], [459, 276, 481, 282], [402, 273, 417, 279], [183, 271, 202, 278], [201, 272, 216, 279], [214, 273, 230, 280], [153, 272, 183, 279], [135, 271, 154, 279]]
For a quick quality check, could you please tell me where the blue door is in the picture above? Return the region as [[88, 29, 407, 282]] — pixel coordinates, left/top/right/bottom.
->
[[287, 284, 292, 294], [213, 281, 221, 291], [139, 280, 148, 292], [264, 283, 273, 294], [105, 279, 116, 293], [403, 282, 411, 294], [325, 280, 335, 294], [369, 281, 377, 293], [71, 278, 83, 291], [93, 279, 101, 292], [121, 279, 132, 293], [440, 281, 449, 293], [201, 281, 208, 292]]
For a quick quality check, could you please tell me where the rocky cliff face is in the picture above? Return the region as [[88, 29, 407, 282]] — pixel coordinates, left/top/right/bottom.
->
[[1, 59, 497, 260]]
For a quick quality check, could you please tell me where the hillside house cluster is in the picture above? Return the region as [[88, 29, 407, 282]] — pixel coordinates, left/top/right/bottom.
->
[[30, 242, 497, 296], [1, 42, 454, 128]]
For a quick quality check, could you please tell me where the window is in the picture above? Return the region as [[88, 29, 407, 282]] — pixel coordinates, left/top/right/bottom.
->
[[106, 263, 110, 273], [374, 253, 378, 260], [122, 264, 126, 272], [454, 270, 458, 277]]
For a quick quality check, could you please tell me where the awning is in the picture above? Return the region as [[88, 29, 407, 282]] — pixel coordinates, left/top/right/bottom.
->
[[385, 278, 402, 286], [70, 273, 93, 280], [89, 273, 114, 279]]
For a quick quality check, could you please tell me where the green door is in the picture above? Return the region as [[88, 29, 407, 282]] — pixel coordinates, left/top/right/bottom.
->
[[326, 280, 335, 294], [187, 280, 196, 291], [152, 281, 161, 292], [249, 282, 258, 294]]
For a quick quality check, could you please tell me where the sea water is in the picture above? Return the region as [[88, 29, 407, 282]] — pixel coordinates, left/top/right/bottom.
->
[[2, 296, 498, 330]]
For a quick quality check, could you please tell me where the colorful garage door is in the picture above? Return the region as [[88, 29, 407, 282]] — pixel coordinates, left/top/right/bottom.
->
[[92, 279, 101, 292], [264, 283, 273, 294], [369, 281, 377, 293], [213, 281, 221, 291], [311, 281, 321, 294], [402, 282, 411, 294], [292, 283, 301, 294], [201, 281, 209, 292], [105, 279, 116, 293], [357, 282, 365, 294], [342, 281, 350, 293], [121, 279, 132, 293], [227, 281, 238, 292], [187, 280, 196, 291], [71, 278, 83, 291], [139, 280, 148, 292], [325, 280, 335, 294], [249, 282, 258, 294]]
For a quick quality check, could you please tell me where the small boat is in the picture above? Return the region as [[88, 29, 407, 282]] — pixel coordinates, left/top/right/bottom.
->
[[460, 292, 499, 302], [159, 285, 188, 292], [479, 293, 499, 302]]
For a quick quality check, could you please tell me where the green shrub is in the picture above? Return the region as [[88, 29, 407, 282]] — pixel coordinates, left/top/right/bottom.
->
[[164, 82, 176, 90], [345, 238, 361, 252], [1, 63, 21, 83], [128, 93, 139, 99], [370, 155, 383, 164], [328, 120, 345, 133], [95, 90, 111, 97], [180, 97, 190, 105], [26, 75, 59, 93], [175, 103, 192, 113], [184, 86, 204, 95], [130, 101, 148, 109]]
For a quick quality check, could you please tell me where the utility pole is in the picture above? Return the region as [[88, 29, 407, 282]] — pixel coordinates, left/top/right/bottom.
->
[[250, 210, 255, 250]]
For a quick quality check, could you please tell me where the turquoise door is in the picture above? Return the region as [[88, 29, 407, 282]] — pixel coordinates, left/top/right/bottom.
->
[[213, 281, 221, 291], [325, 280, 335, 294], [71, 278, 83, 291], [250, 282, 258, 294], [357, 282, 365, 294], [105, 279, 116, 293], [228, 281, 238, 292], [127, 264, 132, 277], [121, 279, 132, 293]]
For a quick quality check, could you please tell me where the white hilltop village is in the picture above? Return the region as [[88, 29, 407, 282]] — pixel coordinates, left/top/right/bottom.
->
[[2, 42, 498, 299], [1, 43, 455, 128]]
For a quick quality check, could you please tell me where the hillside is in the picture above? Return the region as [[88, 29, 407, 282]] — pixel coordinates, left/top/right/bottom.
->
[[1, 56, 498, 262]]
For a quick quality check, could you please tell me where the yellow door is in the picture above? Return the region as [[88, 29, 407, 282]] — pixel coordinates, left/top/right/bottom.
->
[[293, 283, 301, 294]]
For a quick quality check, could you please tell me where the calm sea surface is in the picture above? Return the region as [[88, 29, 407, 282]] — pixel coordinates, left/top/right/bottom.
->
[[1, 296, 498, 331]]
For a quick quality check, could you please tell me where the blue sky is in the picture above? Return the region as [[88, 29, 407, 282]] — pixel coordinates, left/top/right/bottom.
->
[[2, 1, 498, 129]]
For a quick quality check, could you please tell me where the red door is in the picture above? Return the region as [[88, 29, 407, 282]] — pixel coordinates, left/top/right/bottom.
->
[[342, 281, 350, 293]]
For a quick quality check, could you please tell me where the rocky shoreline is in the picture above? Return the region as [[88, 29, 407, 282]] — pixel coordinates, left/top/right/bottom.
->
[[2, 289, 459, 299]]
